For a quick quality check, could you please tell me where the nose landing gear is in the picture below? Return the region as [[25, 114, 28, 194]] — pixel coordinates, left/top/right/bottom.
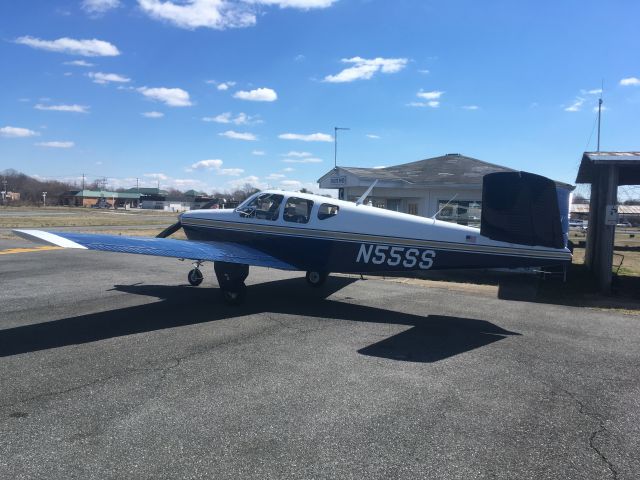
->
[[188, 260, 204, 286]]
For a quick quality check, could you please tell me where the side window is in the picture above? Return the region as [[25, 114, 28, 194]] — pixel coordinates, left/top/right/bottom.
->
[[318, 203, 339, 220], [283, 197, 314, 224], [238, 193, 283, 221]]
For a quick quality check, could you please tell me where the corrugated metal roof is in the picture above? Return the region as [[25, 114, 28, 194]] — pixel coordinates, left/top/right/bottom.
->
[[74, 190, 141, 199], [576, 151, 640, 184], [323, 154, 573, 189], [570, 204, 640, 214]]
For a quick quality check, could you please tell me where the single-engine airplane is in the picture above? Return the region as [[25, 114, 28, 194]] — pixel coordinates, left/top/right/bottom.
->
[[14, 171, 571, 304]]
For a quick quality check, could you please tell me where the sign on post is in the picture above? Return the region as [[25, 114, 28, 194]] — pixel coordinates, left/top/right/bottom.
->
[[604, 204, 618, 226]]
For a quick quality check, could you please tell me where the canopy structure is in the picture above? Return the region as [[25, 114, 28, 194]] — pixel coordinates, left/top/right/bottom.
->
[[575, 152, 640, 291]]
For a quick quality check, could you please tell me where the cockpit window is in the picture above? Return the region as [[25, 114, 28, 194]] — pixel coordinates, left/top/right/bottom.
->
[[318, 203, 339, 220], [237, 193, 283, 221], [283, 197, 313, 224]]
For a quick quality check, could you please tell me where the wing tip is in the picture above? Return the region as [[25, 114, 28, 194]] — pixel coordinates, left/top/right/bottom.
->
[[12, 229, 88, 249]]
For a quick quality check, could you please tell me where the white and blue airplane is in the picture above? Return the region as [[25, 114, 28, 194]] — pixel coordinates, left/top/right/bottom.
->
[[14, 171, 572, 304]]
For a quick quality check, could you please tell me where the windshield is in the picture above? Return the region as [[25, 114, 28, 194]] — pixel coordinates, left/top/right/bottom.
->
[[236, 193, 284, 221]]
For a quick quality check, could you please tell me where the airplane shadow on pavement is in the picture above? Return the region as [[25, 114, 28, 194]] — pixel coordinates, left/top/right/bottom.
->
[[0, 276, 520, 362]]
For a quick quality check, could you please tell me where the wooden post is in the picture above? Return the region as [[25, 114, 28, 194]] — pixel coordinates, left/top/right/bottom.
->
[[592, 165, 618, 292]]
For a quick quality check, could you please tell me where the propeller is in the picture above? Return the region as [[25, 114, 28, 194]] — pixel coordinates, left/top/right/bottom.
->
[[156, 220, 182, 238]]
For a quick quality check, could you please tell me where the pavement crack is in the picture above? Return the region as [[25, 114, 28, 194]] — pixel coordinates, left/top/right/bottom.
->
[[561, 388, 618, 480], [1, 373, 119, 411]]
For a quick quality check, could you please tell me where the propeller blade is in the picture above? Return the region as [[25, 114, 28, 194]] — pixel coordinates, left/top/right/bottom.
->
[[156, 221, 182, 238]]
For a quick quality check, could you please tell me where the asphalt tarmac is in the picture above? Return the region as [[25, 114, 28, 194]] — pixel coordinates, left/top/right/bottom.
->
[[1, 240, 639, 479]]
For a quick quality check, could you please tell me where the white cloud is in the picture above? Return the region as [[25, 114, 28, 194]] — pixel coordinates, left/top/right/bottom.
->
[[279, 133, 332, 142], [564, 97, 585, 112], [583, 88, 602, 95], [408, 101, 439, 108], [220, 168, 244, 176], [217, 81, 236, 90], [462, 105, 479, 110], [0, 126, 39, 138], [191, 159, 223, 170], [283, 158, 322, 164], [283, 167, 294, 172], [36, 141, 74, 148], [366, 134, 380, 139], [144, 172, 169, 180], [227, 175, 267, 190], [324, 56, 408, 83], [281, 179, 302, 187], [233, 87, 277, 102], [82, 0, 121, 14], [142, 111, 164, 118], [266, 173, 286, 180], [138, 0, 336, 30], [373, 165, 386, 169], [417, 90, 444, 100], [35, 104, 90, 113], [88, 72, 131, 84], [138, 0, 256, 30], [250, 0, 337, 7], [64, 60, 94, 67], [203, 112, 258, 125], [138, 87, 193, 107], [252, 150, 266, 155], [282, 150, 312, 157], [418, 69, 430, 74], [186, 160, 244, 177], [219, 130, 257, 141], [15, 36, 120, 57], [620, 77, 640, 86]]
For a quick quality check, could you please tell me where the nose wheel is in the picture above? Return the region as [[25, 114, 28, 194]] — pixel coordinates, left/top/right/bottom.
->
[[188, 267, 203, 286], [306, 270, 328, 287]]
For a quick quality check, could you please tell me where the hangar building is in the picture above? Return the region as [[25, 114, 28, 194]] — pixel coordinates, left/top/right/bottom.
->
[[318, 153, 572, 227]]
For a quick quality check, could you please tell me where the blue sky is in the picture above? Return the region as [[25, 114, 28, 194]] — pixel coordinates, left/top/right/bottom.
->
[[1, 0, 639, 194]]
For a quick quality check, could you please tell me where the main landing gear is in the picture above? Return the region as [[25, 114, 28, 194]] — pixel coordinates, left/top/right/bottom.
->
[[215, 261, 249, 305], [305, 270, 328, 287]]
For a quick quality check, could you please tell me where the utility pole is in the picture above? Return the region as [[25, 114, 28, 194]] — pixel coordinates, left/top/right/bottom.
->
[[81, 173, 85, 191], [1, 178, 7, 205], [596, 80, 604, 152], [596, 97, 603, 152], [334, 126, 350, 168], [42, 191, 47, 207]]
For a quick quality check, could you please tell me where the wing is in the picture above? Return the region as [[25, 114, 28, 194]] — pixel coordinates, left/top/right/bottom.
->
[[12, 229, 296, 270]]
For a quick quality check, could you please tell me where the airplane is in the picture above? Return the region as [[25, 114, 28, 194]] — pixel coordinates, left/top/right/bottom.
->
[[14, 171, 572, 305]]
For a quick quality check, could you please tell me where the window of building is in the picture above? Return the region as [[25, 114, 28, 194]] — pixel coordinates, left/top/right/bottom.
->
[[283, 197, 314, 223], [436, 200, 481, 226], [237, 193, 283, 220], [318, 203, 339, 220], [407, 203, 418, 215]]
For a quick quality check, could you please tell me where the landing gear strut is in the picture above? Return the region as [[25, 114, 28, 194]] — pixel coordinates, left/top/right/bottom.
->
[[188, 260, 204, 286], [215, 262, 249, 305], [306, 270, 328, 287]]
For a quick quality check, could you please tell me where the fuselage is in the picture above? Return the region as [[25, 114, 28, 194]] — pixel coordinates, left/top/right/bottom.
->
[[180, 190, 571, 273]]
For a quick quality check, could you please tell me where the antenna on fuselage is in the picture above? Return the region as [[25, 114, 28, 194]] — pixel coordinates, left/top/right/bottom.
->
[[431, 193, 458, 219], [356, 180, 378, 206]]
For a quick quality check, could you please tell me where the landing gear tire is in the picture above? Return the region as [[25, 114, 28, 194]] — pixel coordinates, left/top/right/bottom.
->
[[188, 268, 203, 286], [215, 261, 250, 305], [306, 271, 327, 287], [222, 283, 247, 306]]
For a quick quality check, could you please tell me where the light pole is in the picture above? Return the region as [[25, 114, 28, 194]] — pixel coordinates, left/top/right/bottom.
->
[[1, 178, 7, 205], [334, 126, 350, 168], [42, 191, 47, 207]]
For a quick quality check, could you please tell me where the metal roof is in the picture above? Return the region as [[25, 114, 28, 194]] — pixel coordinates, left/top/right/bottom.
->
[[576, 151, 640, 185], [321, 153, 573, 189], [570, 204, 640, 214], [74, 190, 141, 199]]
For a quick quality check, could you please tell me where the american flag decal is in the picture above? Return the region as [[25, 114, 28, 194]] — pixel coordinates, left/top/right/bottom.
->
[[465, 235, 477, 243]]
